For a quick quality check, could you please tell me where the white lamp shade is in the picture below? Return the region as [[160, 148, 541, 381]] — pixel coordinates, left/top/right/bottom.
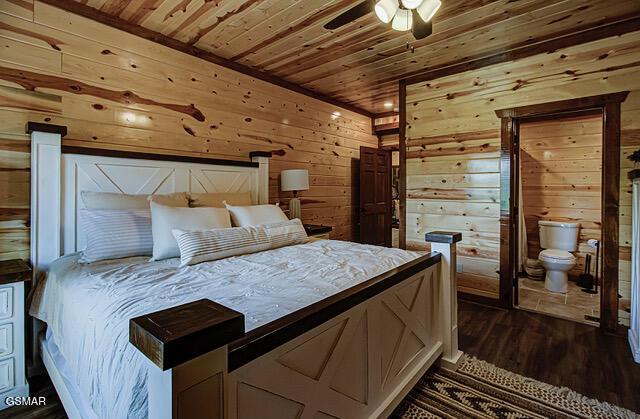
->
[[281, 169, 309, 192], [416, 0, 441, 22], [374, 0, 399, 24], [401, 0, 423, 9], [391, 8, 412, 31]]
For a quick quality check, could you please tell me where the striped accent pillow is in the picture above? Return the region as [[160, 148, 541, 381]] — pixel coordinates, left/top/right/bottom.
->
[[79, 209, 153, 263], [172, 219, 308, 267]]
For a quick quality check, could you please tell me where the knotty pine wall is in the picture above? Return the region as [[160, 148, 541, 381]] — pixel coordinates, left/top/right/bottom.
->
[[0, 1, 378, 261], [520, 114, 603, 280], [405, 30, 640, 308]]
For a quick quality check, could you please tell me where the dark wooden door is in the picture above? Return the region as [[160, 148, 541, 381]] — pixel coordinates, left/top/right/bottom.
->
[[359, 146, 392, 246]]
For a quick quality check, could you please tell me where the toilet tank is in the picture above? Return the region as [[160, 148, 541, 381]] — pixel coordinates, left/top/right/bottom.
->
[[538, 221, 580, 251]]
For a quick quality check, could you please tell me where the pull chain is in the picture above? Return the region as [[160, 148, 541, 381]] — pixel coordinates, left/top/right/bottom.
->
[[406, 42, 415, 53]]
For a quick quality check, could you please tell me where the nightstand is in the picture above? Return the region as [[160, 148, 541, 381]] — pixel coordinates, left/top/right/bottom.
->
[[0, 259, 30, 410], [304, 224, 333, 240]]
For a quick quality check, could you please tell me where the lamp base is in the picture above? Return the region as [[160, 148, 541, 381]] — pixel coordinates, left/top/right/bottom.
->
[[289, 197, 302, 220]]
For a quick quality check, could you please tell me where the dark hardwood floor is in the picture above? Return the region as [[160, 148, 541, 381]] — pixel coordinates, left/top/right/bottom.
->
[[458, 300, 640, 413], [2, 300, 638, 418]]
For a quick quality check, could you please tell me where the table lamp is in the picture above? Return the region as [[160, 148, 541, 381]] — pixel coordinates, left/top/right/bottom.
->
[[281, 169, 309, 220]]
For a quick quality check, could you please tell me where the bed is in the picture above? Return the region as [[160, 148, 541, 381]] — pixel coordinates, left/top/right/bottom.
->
[[27, 125, 462, 419]]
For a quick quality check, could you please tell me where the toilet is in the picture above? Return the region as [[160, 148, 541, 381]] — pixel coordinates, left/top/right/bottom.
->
[[538, 220, 580, 293]]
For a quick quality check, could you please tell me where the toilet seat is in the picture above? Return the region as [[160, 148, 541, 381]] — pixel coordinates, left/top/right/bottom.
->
[[539, 249, 575, 263]]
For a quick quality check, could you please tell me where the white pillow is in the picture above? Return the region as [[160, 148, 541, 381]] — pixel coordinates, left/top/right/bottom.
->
[[79, 209, 152, 263], [225, 203, 288, 226], [172, 219, 308, 267], [150, 202, 231, 260], [81, 191, 188, 209]]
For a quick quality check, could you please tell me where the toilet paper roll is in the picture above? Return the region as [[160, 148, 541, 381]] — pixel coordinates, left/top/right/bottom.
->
[[587, 239, 600, 248]]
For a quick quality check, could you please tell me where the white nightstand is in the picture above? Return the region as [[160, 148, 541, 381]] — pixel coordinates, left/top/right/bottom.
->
[[0, 260, 30, 410]]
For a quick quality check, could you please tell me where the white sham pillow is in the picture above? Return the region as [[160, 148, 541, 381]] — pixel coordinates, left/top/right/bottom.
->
[[79, 209, 152, 263], [150, 202, 232, 260], [225, 203, 288, 227], [172, 219, 308, 267], [81, 191, 189, 209]]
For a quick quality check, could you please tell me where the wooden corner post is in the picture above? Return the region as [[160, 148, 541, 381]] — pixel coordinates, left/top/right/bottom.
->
[[130, 299, 245, 419], [426, 231, 463, 370]]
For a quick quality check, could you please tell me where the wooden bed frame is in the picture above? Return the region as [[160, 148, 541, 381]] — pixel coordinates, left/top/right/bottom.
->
[[28, 124, 462, 419]]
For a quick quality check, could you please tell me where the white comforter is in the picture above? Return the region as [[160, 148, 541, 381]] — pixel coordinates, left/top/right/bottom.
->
[[30, 240, 421, 418]]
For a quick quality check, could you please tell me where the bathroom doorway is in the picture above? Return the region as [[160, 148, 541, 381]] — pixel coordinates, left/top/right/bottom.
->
[[517, 113, 602, 325], [495, 92, 628, 332]]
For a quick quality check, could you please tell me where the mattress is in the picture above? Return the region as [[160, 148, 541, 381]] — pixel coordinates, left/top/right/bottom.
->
[[30, 240, 421, 418]]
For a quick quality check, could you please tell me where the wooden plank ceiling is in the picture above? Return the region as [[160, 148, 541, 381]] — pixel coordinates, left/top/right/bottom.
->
[[65, 0, 640, 115]]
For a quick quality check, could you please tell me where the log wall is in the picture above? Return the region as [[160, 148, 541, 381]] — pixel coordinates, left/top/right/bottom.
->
[[0, 1, 378, 260], [405, 30, 640, 305]]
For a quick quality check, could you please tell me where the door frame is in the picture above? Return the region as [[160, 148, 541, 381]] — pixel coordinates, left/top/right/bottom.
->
[[495, 91, 629, 332]]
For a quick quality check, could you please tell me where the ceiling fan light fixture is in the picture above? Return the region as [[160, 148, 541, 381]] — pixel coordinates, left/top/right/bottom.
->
[[401, 0, 423, 9], [391, 8, 412, 31], [374, 0, 399, 24], [416, 0, 441, 22]]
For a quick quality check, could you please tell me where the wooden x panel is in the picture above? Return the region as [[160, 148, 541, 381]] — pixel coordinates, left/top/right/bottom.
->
[[228, 266, 441, 419]]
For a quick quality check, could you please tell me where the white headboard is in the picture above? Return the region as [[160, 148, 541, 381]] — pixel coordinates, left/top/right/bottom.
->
[[29, 129, 270, 274]]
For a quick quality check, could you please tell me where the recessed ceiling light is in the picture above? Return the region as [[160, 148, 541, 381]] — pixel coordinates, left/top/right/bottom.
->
[[331, 111, 341, 120], [384, 101, 394, 108]]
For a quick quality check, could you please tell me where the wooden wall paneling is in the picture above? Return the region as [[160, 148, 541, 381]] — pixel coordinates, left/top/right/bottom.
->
[[0, 0, 34, 20], [0, 3, 379, 260], [405, 33, 640, 110], [379, 134, 399, 150], [403, 30, 639, 310], [34, 0, 374, 118], [0, 35, 61, 72], [404, 132, 501, 298], [0, 105, 366, 167], [0, 131, 30, 261], [21, 0, 639, 113], [6, 3, 371, 133]]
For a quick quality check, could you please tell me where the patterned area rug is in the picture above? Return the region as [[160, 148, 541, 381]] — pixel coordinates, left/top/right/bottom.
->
[[392, 355, 639, 419]]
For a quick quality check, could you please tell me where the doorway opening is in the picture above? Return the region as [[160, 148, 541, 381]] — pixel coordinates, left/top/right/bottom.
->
[[516, 112, 602, 326], [495, 92, 628, 332]]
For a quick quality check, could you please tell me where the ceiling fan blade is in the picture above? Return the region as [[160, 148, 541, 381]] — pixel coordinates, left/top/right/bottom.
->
[[411, 13, 433, 39], [324, 1, 374, 30]]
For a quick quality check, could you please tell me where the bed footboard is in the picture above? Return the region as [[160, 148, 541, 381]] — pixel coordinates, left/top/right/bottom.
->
[[132, 232, 462, 419]]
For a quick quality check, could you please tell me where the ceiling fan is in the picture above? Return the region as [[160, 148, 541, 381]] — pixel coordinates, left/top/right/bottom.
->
[[324, 0, 441, 40]]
